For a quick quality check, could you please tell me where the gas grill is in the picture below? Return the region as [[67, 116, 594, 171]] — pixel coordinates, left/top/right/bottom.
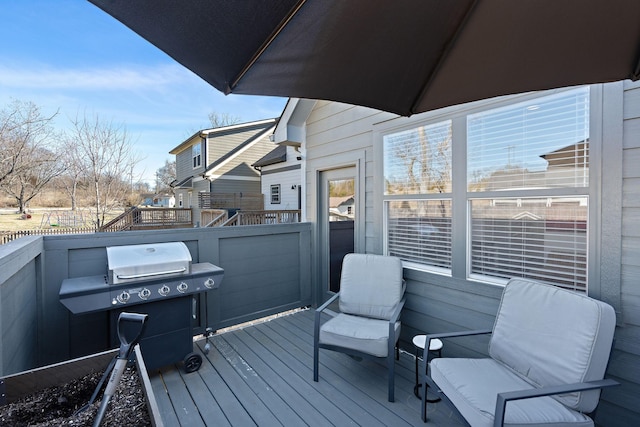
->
[[59, 242, 224, 372]]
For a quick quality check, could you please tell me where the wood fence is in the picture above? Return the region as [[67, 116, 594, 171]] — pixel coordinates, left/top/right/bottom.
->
[[198, 192, 264, 210]]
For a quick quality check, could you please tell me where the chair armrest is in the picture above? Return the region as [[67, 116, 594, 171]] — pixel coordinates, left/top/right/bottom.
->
[[316, 292, 340, 313], [425, 329, 493, 340], [389, 296, 406, 324], [493, 378, 620, 427]]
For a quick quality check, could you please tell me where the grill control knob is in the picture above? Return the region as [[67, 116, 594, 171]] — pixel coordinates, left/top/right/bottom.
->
[[117, 291, 130, 304], [159, 285, 170, 296], [177, 282, 188, 293], [139, 288, 151, 300], [204, 278, 215, 289]]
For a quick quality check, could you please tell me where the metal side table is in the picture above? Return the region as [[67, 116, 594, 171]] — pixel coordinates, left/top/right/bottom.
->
[[412, 335, 443, 401]]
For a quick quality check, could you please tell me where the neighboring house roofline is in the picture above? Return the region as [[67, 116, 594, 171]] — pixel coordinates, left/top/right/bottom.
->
[[252, 144, 287, 169], [171, 176, 193, 189], [273, 98, 316, 146], [169, 117, 278, 154]]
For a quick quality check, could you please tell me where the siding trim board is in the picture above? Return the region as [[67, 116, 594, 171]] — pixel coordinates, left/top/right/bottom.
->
[[260, 164, 301, 175]]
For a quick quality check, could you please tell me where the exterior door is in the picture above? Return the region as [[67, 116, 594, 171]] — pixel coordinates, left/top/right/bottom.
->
[[319, 167, 356, 296]]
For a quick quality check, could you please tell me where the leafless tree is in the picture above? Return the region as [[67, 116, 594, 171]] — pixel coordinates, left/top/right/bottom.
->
[[208, 111, 241, 128], [0, 100, 62, 212], [155, 159, 176, 194], [65, 113, 143, 227], [58, 136, 88, 211]]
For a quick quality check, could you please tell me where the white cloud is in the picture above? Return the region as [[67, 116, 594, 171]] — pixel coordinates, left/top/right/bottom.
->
[[0, 62, 191, 92]]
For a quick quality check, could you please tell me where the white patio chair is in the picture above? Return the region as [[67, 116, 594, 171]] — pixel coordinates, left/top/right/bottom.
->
[[313, 253, 405, 402], [421, 278, 618, 426]]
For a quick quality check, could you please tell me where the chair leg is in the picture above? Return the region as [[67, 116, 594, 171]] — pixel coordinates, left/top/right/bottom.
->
[[313, 311, 321, 382], [388, 351, 395, 402]]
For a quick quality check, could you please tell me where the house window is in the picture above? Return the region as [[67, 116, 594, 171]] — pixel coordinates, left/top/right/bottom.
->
[[178, 193, 183, 207], [383, 87, 591, 291], [383, 120, 453, 271], [192, 143, 202, 168], [271, 184, 281, 204]]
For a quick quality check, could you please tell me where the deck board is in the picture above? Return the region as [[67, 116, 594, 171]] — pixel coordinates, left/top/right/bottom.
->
[[148, 308, 466, 426]]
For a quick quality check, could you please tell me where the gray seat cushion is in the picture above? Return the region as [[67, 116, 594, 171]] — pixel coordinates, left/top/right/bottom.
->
[[489, 279, 616, 412], [339, 253, 404, 320], [319, 313, 401, 357], [430, 358, 594, 427]]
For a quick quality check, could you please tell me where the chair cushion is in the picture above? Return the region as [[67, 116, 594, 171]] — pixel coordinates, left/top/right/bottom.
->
[[489, 279, 616, 412], [430, 358, 594, 427], [319, 313, 400, 357], [339, 253, 404, 320]]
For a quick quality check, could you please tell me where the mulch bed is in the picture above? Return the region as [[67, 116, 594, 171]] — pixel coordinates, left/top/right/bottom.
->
[[0, 364, 151, 426]]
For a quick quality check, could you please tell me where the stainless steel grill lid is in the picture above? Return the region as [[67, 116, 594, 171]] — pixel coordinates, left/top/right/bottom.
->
[[106, 242, 192, 284]]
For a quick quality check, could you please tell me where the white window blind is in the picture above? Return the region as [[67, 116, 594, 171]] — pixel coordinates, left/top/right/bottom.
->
[[387, 200, 452, 269], [470, 197, 587, 292], [467, 87, 590, 291], [468, 88, 589, 191]]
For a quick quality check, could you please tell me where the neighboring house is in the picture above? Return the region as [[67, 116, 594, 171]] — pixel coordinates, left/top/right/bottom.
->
[[252, 144, 302, 210], [169, 118, 277, 223], [328, 195, 354, 220], [140, 193, 175, 208], [274, 82, 640, 426]]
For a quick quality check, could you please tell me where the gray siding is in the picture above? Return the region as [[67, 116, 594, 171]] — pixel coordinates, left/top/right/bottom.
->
[[302, 85, 640, 425], [206, 123, 272, 164], [603, 80, 640, 424], [211, 137, 274, 176], [210, 178, 260, 194], [175, 139, 204, 181], [0, 237, 42, 375]]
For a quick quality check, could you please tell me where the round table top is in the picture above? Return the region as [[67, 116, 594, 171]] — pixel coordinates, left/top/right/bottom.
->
[[412, 335, 443, 351]]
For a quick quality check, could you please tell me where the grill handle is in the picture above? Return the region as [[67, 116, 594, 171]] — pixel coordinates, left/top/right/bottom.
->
[[117, 267, 186, 280]]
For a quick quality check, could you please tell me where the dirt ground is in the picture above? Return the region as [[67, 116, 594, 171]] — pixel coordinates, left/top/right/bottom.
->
[[0, 364, 151, 427]]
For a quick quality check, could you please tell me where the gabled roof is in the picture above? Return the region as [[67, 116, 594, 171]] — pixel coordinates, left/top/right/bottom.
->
[[204, 124, 275, 174], [329, 195, 354, 208], [169, 118, 278, 155], [252, 145, 287, 168], [170, 176, 193, 189]]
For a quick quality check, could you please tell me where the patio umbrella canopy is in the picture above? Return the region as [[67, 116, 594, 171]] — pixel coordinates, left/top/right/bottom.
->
[[88, 0, 640, 117]]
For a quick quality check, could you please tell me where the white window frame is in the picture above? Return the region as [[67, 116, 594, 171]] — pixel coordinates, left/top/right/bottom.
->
[[192, 142, 202, 169], [377, 86, 602, 293], [270, 184, 281, 204]]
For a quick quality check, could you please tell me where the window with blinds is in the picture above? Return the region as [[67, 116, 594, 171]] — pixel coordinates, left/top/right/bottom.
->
[[387, 200, 452, 269], [467, 87, 589, 291], [470, 197, 588, 291], [383, 121, 452, 270], [382, 87, 590, 292]]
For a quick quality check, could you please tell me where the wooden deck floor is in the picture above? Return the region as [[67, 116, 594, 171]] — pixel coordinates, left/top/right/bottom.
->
[[147, 308, 467, 426]]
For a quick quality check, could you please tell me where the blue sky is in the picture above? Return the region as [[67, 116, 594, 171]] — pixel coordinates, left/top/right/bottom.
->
[[0, 1, 287, 185]]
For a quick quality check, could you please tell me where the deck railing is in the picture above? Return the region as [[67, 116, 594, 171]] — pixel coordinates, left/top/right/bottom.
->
[[0, 227, 96, 245], [200, 209, 228, 227], [99, 207, 192, 231], [222, 210, 301, 226]]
